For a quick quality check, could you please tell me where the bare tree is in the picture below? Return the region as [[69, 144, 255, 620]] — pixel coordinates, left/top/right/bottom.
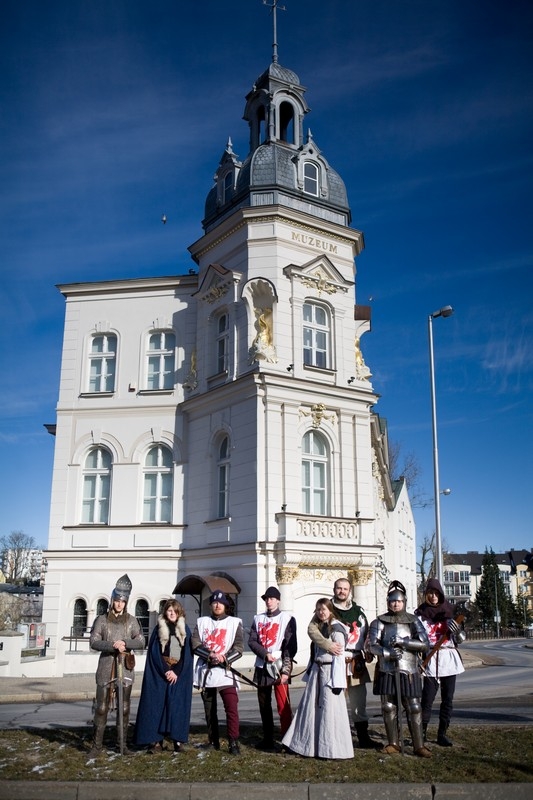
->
[[388, 441, 432, 509], [0, 531, 37, 583], [416, 533, 435, 601], [0, 593, 25, 630]]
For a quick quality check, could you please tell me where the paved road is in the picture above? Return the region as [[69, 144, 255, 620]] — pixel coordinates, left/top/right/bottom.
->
[[1, 639, 532, 730]]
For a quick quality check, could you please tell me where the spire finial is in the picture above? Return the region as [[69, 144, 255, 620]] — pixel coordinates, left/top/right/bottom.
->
[[263, 0, 286, 64]]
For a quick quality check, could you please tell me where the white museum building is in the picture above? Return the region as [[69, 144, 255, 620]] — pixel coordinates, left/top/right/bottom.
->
[[31, 50, 416, 677]]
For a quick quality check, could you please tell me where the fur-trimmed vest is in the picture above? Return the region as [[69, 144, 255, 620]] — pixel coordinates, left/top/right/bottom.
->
[[157, 614, 186, 662]]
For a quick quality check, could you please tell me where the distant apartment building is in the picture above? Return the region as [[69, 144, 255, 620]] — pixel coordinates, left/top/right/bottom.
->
[[1, 548, 43, 584], [444, 549, 532, 614]]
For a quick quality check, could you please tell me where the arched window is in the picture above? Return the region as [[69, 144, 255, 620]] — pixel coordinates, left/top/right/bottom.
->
[[73, 598, 88, 637], [215, 312, 229, 375], [217, 435, 230, 519], [302, 430, 329, 515], [143, 444, 173, 522], [88, 334, 117, 393], [82, 447, 111, 524], [96, 598, 109, 617], [146, 331, 175, 390], [135, 599, 150, 641], [303, 302, 331, 369], [279, 101, 295, 144], [303, 162, 319, 196]]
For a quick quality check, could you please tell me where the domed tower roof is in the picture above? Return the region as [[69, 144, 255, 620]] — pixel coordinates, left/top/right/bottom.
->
[[203, 18, 351, 232]]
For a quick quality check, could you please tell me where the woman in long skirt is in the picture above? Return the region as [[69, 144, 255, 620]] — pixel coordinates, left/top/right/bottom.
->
[[134, 599, 193, 753], [282, 598, 354, 759]]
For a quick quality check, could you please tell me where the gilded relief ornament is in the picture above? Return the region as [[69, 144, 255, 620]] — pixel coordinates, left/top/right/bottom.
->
[[183, 349, 198, 391], [299, 402, 336, 428], [300, 268, 339, 297], [276, 566, 300, 585], [348, 568, 373, 586]]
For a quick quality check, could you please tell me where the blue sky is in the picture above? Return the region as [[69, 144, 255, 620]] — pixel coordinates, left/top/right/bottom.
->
[[1, 1, 532, 557]]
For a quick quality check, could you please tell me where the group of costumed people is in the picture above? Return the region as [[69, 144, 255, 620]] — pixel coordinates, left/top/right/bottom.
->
[[88, 574, 466, 760]]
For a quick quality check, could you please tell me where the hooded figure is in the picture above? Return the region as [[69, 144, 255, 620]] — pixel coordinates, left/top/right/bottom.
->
[[415, 577, 466, 746]]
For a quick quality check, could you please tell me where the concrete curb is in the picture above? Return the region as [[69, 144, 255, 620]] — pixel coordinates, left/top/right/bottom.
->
[[1, 781, 531, 800]]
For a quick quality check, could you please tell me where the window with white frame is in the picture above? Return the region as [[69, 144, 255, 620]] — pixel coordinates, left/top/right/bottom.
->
[[88, 334, 117, 392], [82, 447, 111, 524], [303, 162, 319, 195], [143, 445, 173, 523], [215, 312, 229, 375], [303, 302, 330, 369], [217, 435, 230, 519], [146, 331, 175, 390], [302, 430, 329, 515]]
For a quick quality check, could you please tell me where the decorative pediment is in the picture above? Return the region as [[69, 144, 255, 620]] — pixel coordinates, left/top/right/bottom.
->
[[194, 263, 242, 305], [283, 255, 353, 297]]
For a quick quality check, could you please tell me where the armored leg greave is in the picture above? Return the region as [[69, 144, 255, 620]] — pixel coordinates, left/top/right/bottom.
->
[[381, 696, 399, 747]]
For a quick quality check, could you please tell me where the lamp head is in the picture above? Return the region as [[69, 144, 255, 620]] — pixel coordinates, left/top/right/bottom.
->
[[432, 305, 454, 319]]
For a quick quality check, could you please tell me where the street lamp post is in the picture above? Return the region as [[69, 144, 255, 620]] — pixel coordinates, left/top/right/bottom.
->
[[428, 305, 454, 585]]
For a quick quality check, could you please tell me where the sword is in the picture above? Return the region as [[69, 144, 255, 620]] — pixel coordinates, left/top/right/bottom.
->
[[226, 663, 259, 688], [421, 613, 465, 671], [116, 653, 125, 756], [394, 658, 405, 755]]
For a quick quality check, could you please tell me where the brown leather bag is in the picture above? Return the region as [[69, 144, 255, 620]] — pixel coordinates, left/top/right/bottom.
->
[[124, 652, 136, 671]]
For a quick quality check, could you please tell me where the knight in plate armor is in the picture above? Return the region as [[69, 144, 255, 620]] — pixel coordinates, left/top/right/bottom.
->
[[368, 580, 432, 757]]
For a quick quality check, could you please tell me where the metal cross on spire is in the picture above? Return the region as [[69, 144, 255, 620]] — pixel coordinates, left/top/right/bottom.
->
[[263, 0, 286, 64]]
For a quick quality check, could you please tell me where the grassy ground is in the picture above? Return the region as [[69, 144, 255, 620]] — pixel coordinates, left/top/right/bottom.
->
[[0, 723, 532, 783]]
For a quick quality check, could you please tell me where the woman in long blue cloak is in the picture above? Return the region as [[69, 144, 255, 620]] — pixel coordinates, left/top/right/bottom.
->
[[134, 599, 193, 751]]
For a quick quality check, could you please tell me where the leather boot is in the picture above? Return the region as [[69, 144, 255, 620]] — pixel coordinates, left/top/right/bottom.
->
[[437, 721, 453, 747], [203, 690, 220, 750], [88, 718, 106, 758], [422, 722, 428, 741], [229, 739, 241, 755], [355, 721, 380, 749]]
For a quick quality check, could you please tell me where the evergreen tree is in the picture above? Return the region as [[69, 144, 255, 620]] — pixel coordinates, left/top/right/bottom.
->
[[473, 548, 510, 632]]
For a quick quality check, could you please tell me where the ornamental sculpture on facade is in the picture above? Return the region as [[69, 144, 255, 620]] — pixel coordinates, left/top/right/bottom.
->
[[300, 267, 339, 297], [354, 336, 372, 380], [183, 349, 198, 391], [299, 402, 336, 428], [248, 306, 278, 364]]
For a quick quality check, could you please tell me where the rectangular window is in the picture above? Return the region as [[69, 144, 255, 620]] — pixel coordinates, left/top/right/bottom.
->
[[303, 302, 330, 369], [304, 162, 318, 196], [146, 332, 175, 390], [82, 474, 110, 523], [89, 334, 116, 392], [218, 464, 229, 518], [215, 314, 229, 375]]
